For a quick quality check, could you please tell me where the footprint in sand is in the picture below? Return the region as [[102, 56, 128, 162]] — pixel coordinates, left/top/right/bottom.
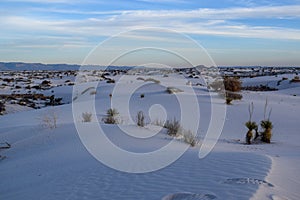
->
[[224, 178, 274, 187], [162, 192, 217, 200]]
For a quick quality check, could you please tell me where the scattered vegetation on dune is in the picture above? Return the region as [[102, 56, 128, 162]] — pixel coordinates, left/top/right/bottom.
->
[[163, 118, 197, 147], [244, 99, 274, 144], [242, 85, 278, 91]]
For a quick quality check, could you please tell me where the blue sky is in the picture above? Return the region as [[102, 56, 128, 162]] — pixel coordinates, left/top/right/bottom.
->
[[1, 0, 300, 66]]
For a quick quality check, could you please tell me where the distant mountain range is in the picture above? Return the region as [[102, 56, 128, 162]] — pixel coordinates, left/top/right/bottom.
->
[[0, 62, 134, 71], [0, 62, 299, 71]]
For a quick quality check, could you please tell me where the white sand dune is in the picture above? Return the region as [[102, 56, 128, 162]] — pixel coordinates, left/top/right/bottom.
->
[[0, 73, 299, 199]]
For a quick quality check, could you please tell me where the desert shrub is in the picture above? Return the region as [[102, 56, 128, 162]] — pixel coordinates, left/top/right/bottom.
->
[[290, 76, 300, 83], [0, 101, 5, 115], [226, 98, 233, 105], [41, 80, 51, 86], [183, 130, 197, 147], [40, 110, 58, 129], [136, 111, 145, 127], [46, 95, 63, 106], [166, 87, 183, 94], [224, 76, 241, 92], [164, 118, 181, 136], [224, 77, 242, 102], [82, 112, 92, 122], [106, 79, 115, 84], [153, 119, 164, 127], [242, 85, 278, 91], [90, 90, 97, 95], [136, 77, 145, 81], [103, 108, 119, 124], [225, 91, 243, 100], [144, 78, 160, 84], [210, 77, 242, 103]]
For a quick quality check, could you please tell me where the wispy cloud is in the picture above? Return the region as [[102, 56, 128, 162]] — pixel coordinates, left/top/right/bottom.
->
[[116, 5, 300, 19], [2, 5, 300, 40], [29, 5, 300, 19]]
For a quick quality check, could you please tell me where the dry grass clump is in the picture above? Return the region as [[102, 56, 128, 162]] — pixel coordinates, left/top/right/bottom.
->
[[164, 118, 181, 136], [82, 112, 92, 122], [40, 110, 58, 129], [163, 118, 197, 146], [103, 108, 119, 124]]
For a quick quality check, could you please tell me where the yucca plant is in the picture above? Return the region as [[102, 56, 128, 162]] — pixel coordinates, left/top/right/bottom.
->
[[245, 102, 257, 144], [136, 111, 145, 127], [261, 120, 273, 143], [261, 98, 273, 143], [245, 121, 258, 144]]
